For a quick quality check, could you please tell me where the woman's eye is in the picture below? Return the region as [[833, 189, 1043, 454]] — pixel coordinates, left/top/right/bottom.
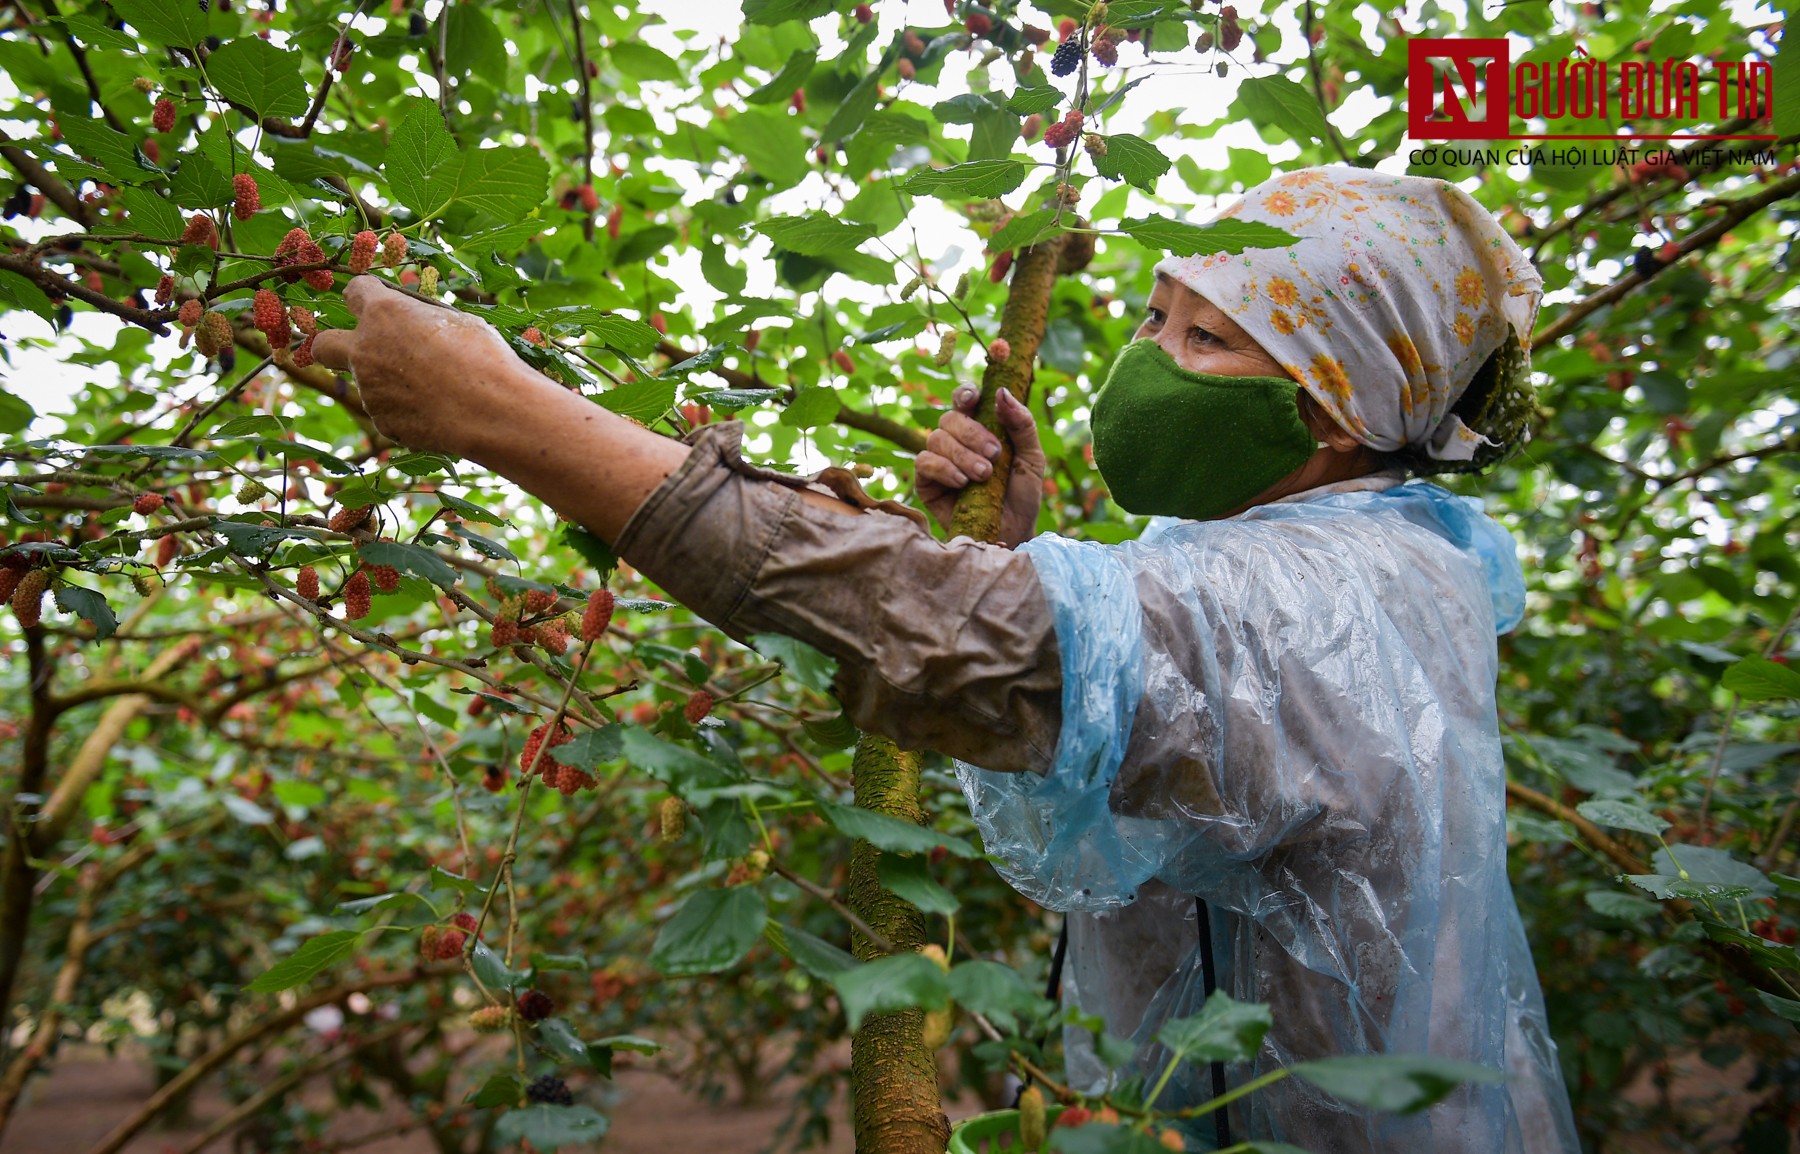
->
[[1143, 307, 1166, 326], [1189, 326, 1220, 344]]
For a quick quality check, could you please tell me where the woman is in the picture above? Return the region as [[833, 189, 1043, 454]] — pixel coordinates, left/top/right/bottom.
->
[[314, 166, 1578, 1151]]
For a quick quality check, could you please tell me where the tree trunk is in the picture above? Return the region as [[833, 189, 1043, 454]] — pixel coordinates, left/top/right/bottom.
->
[[845, 233, 1066, 1154]]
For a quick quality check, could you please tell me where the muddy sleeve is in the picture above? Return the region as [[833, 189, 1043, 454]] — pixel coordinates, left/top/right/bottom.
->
[[612, 420, 1061, 774]]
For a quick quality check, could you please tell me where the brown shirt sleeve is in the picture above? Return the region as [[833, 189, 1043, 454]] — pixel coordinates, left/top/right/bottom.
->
[[612, 420, 1061, 774]]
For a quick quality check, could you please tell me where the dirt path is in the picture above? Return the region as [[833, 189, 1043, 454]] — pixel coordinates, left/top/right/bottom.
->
[[1, 1042, 871, 1154]]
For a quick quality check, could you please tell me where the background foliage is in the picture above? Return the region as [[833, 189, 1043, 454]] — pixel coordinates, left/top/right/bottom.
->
[[0, 0, 1796, 1151]]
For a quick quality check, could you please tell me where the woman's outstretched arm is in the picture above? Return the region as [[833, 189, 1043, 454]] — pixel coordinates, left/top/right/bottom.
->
[[312, 276, 1063, 772]]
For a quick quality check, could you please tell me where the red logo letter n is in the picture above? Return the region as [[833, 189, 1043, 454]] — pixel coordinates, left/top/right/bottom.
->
[[1408, 38, 1510, 140]]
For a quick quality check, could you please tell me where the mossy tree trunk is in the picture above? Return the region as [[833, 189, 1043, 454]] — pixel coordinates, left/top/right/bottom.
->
[[846, 233, 1067, 1154]]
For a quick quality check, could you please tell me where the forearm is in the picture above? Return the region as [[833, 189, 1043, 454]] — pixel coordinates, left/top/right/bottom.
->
[[459, 366, 855, 545]]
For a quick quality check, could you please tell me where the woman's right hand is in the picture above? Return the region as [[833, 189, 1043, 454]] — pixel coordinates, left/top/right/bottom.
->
[[915, 385, 1046, 548]]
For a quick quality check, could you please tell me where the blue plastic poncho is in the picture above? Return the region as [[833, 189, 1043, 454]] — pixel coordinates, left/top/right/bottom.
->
[[955, 477, 1580, 1153]]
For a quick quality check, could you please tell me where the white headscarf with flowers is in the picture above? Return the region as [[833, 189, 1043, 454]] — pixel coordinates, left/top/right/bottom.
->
[[1154, 166, 1544, 462]]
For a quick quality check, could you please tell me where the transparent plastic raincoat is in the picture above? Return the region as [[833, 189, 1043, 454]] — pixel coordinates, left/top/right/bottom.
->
[[955, 476, 1582, 1152]]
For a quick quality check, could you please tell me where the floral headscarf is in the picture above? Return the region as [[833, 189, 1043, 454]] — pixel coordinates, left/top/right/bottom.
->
[[1155, 166, 1544, 463]]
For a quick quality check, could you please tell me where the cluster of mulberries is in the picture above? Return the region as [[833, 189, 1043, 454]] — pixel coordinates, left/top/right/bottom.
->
[[419, 925, 467, 961], [296, 565, 320, 600], [657, 795, 686, 843], [537, 615, 571, 655], [368, 564, 402, 593], [523, 588, 558, 616], [152, 97, 176, 133], [179, 214, 218, 250], [196, 311, 232, 358], [934, 329, 958, 367], [525, 1076, 573, 1107], [1220, 5, 1243, 51], [469, 1006, 513, 1033], [521, 326, 546, 346], [252, 289, 289, 349], [963, 11, 991, 36], [328, 505, 372, 533], [684, 690, 714, 725], [347, 229, 378, 275], [134, 493, 165, 515], [1090, 27, 1119, 66], [236, 477, 272, 504], [232, 173, 260, 220], [155, 534, 179, 568], [481, 764, 506, 793], [155, 274, 174, 305], [342, 569, 372, 620], [1043, 108, 1084, 150], [519, 720, 574, 775], [580, 589, 614, 641], [1049, 33, 1083, 76], [516, 989, 555, 1022], [289, 306, 317, 337], [177, 298, 204, 328], [988, 338, 1012, 364], [0, 558, 28, 604], [10, 568, 48, 628], [382, 231, 407, 269]]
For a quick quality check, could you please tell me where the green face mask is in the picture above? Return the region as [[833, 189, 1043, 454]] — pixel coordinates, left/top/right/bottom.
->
[[1090, 339, 1318, 521]]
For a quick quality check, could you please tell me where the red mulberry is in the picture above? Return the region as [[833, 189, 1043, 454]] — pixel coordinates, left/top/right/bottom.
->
[[452, 911, 480, 933], [538, 616, 570, 655], [988, 338, 1012, 363], [580, 588, 614, 641], [606, 204, 622, 239], [516, 989, 555, 1021], [296, 565, 319, 600], [522, 326, 545, 345], [519, 721, 573, 775], [368, 564, 402, 593], [155, 274, 174, 305], [348, 229, 378, 275], [523, 589, 557, 616], [964, 11, 991, 36], [133, 493, 164, 515], [481, 764, 506, 793], [253, 289, 289, 348], [232, 173, 260, 220], [434, 928, 467, 960], [288, 306, 317, 337], [684, 690, 714, 724], [179, 213, 218, 250], [11, 569, 47, 628], [381, 231, 407, 269], [292, 334, 316, 368], [328, 505, 370, 533], [577, 183, 599, 212], [469, 1006, 512, 1033], [0, 560, 25, 605], [195, 311, 230, 357], [155, 535, 178, 568], [1043, 109, 1083, 149], [490, 615, 520, 647], [1091, 29, 1119, 66], [152, 98, 176, 133], [178, 298, 203, 328], [343, 570, 372, 619], [295, 239, 332, 291]]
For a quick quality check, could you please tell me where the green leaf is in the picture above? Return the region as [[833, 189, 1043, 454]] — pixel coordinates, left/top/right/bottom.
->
[[1651, 844, 1775, 897], [749, 633, 837, 693], [170, 151, 233, 209], [754, 213, 879, 256], [1756, 991, 1800, 1023], [1291, 1054, 1505, 1114], [816, 801, 980, 858], [535, 1018, 595, 1067], [0, 390, 33, 434], [735, 107, 809, 185], [441, 146, 551, 223], [1575, 799, 1670, 837], [800, 710, 860, 748], [946, 960, 1047, 1032], [118, 187, 185, 242], [649, 888, 768, 976], [549, 726, 623, 769], [561, 524, 617, 584], [877, 854, 960, 915], [991, 208, 1062, 251], [387, 99, 457, 218], [1090, 134, 1171, 192], [1156, 994, 1272, 1065], [596, 376, 677, 425], [357, 539, 458, 590], [1119, 217, 1300, 258], [765, 922, 858, 979], [53, 582, 116, 640], [244, 930, 361, 992], [742, 0, 835, 23], [746, 49, 818, 104], [902, 160, 1028, 199], [205, 39, 310, 120], [531, 953, 590, 972], [492, 1105, 609, 1150], [1231, 74, 1331, 143], [437, 491, 507, 526], [779, 385, 843, 430], [1722, 657, 1800, 701], [618, 727, 739, 790], [464, 1072, 524, 1108], [445, 5, 507, 81], [1006, 84, 1065, 115], [831, 951, 950, 1030], [1584, 889, 1662, 921], [820, 69, 881, 141], [336, 891, 427, 915], [112, 0, 207, 46], [469, 939, 528, 990]]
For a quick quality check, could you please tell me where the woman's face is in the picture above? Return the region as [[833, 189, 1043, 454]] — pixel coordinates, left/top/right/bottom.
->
[[1133, 272, 1291, 380]]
